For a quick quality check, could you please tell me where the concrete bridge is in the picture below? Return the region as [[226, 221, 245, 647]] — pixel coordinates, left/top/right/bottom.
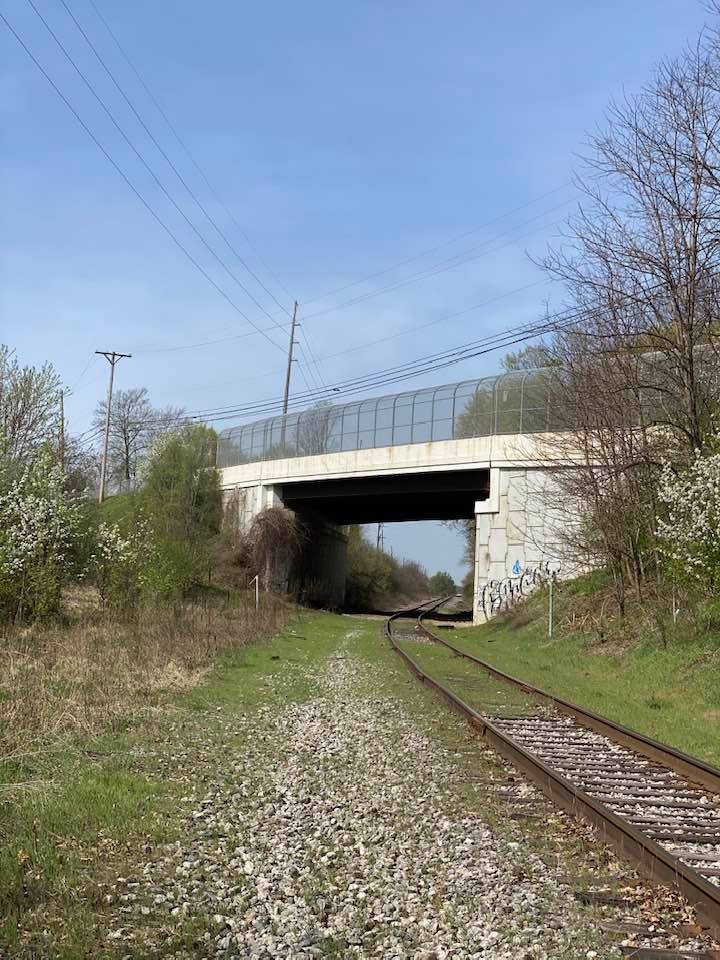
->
[[217, 371, 576, 622]]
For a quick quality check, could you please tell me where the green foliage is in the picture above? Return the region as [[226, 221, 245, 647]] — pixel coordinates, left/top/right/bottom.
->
[[144, 424, 221, 539], [344, 526, 431, 609], [428, 570, 457, 596], [84, 427, 223, 609], [142, 538, 200, 599], [345, 526, 396, 609]]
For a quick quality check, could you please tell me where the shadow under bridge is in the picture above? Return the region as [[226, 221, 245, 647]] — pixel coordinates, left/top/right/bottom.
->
[[278, 467, 491, 525]]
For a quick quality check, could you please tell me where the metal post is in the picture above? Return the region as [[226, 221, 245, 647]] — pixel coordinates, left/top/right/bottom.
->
[[548, 575, 554, 639]]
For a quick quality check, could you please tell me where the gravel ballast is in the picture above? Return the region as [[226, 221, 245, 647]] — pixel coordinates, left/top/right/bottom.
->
[[109, 630, 610, 959]]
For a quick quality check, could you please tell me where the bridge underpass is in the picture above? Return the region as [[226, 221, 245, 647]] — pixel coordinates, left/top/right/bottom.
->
[[278, 468, 490, 524], [217, 371, 578, 621]]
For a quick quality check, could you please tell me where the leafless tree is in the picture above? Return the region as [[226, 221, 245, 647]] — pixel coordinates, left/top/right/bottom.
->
[[297, 403, 338, 456], [93, 387, 184, 491], [537, 36, 720, 612]]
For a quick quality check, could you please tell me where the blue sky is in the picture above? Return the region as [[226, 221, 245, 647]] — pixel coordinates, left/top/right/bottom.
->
[[1, 0, 710, 579]]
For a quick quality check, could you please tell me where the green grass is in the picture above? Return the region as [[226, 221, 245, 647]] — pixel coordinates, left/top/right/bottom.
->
[[444, 584, 720, 767], [0, 609, 337, 958], [0, 609, 636, 958]]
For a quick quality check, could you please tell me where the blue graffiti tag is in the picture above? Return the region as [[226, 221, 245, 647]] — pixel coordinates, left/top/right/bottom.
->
[[512, 559, 523, 576]]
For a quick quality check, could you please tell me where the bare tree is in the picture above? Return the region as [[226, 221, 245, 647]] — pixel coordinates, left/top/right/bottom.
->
[[543, 41, 720, 452], [93, 387, 184, 491], [537, 37, 720, 612], [0, 345, 62, 466], [297, 403, 338, 456]]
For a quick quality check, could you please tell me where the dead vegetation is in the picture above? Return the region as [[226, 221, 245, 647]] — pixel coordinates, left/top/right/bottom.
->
[[0, 586, 293, 762]]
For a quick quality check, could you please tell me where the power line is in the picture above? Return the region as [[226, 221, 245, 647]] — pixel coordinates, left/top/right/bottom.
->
[[86, 0, 296, 317], [296, 341, 322, 392], [299, 202, 569, 322], [300, 327, 329, 389], [153, 278, 669, 426], [301, 182, 572, 306], [68, 352, 96, 390], [128, 204, 565, 358], [57, 0, 292, 326], [124, 300, 595, 429], [11, 2, 286, 353], [132, 265, 549, 362]]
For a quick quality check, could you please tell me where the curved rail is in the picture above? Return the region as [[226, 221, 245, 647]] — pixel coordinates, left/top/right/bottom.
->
[[386, 602, 720, 941]]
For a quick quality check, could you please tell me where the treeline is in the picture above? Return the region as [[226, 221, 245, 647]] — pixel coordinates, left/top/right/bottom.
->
[[345, 525, 456, 610], [0, 345, 222, 621], [513, 22, 720, 627]]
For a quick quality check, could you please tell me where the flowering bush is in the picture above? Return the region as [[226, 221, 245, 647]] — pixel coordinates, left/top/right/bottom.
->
[[88, 516, 154, 610], [657, 452, 720, 590], [0, 452, 82, 618]]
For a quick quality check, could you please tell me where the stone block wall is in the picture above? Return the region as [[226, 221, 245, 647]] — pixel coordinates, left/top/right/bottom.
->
[[473, 467, 579, 622]]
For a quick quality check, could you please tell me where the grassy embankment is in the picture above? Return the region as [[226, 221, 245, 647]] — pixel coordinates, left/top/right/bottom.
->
[[2, 610, 624, 959], [0, 592, 296, 956], [437, 572, 720, 767]]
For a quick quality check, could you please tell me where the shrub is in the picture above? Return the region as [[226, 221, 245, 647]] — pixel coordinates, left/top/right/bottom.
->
[[143, 424, 221, 540], [88, 517, 154, 611], [0, 451, 82, 619], [657, 452, 720, 592], [429, 570, 457, 596]]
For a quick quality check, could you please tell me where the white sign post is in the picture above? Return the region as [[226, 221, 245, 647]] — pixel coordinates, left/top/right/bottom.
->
[[250, 574, 259, 610], [548, 575, 554, 639]]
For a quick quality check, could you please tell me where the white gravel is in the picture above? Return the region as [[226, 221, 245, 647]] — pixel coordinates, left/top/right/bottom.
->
[[109, 635, 610, 959]]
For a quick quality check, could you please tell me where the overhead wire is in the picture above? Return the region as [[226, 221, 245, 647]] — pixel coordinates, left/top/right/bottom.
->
[[134, 276, 671, 427], [299, 201, 570, 322], [11, 1, 287, 352], [123, 300, 598, 429], [300, 182, 573, 306], [57, 0, 293, 326], [86, 0, 295, 316], [300, 327, 329, 389], [176, 278, 550, 394], [67, 352, 97, 391]]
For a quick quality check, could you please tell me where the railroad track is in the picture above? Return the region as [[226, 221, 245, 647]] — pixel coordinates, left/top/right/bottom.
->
[[386, 599, 720, 948]]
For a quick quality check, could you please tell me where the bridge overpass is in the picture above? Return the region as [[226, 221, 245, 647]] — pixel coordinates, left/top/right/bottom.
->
[[217, 371, 577, 622]]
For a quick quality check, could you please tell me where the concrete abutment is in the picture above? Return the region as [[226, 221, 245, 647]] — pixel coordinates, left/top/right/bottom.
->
[[219, 433, 581, 623]]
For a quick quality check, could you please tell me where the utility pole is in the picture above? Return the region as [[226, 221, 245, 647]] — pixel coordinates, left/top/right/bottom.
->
[[96, 350, 131, 503], [280, 301, 298, 447], [376, 522, 385, 551], [58, 389, 65, 473], [282, 301, 299, 416]]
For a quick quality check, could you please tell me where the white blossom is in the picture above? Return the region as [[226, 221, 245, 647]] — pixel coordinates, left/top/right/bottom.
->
[[657, 450, 720, 585]]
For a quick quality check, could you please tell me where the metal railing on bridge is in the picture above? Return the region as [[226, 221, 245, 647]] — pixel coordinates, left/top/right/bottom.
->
[[217, 369, 559, 468]]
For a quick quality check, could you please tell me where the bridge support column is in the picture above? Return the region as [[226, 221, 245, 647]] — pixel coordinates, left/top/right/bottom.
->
[[223, 482, 284, 534], [473, 466, 565, 623]]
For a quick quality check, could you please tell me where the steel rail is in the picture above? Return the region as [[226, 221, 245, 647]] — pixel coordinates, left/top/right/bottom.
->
[[415, 608, 720, 796], [386, 603, 720, 941]]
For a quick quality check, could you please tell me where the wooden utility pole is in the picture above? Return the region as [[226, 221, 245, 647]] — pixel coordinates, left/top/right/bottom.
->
[[282, 301, 299, 416], [96, 350, 131, 503], [376, 523, 385, 551], [58, 389, 65, 472], [280, 301, 298, 447]]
